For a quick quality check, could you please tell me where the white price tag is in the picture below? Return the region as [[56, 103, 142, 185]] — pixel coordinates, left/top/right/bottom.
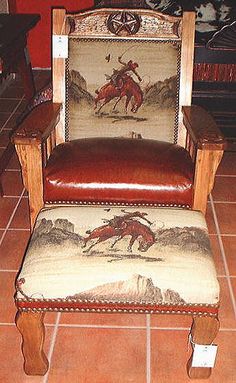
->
[[52, 35, 68, 58], [192, 344, 218, 368]]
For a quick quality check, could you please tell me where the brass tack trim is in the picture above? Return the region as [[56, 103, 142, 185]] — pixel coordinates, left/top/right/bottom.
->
[[18, 306, 219, 317], [15, 297, 219, 309], [45, 200, 190, 209]]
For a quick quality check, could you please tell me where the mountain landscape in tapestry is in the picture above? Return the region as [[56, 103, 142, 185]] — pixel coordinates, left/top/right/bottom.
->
[[67, 39, 179, 142], [25, 207, 214, 305]]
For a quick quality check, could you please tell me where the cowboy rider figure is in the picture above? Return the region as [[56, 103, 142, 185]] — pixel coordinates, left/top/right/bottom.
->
[[102, 211, 151, 230], [106, 56, 142, 89]]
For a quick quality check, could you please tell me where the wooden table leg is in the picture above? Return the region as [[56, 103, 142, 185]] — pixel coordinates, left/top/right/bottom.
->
[[17, 47, 36, 102]]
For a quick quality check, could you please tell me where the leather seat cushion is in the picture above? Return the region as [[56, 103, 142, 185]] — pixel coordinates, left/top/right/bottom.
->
[[44, 137, 194, 207]]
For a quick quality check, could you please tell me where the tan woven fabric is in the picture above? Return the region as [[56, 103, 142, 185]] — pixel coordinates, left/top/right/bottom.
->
[[17, 206, 219, 306]]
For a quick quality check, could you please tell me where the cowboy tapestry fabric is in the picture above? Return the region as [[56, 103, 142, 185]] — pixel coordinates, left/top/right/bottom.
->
[[67, 38, 179, 143], [17, 206, 219, 306]]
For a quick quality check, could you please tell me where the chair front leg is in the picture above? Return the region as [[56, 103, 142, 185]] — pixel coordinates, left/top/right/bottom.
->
[[187, 316, 219, 379], [16, 311, 49, 376]]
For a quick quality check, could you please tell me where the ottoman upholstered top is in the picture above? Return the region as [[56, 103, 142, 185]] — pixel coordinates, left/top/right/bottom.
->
[[16, 206, 219, 315]]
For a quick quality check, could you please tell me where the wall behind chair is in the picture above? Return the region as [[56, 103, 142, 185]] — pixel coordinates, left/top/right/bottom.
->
[[9, 0, 94, 68]]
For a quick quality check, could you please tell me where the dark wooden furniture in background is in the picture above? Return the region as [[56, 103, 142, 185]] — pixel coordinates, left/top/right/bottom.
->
[[0, 13, 40, 193], [193, 21, 236, 151], [0, 14, 40, 99]]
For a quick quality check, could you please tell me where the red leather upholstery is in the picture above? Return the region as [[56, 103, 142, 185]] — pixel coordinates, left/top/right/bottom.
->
[[44, 137, 194, 207]]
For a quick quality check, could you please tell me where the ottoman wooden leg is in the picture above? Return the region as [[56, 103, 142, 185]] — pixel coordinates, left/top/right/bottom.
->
[[16, 311, 49, 375], [187, 316, 219, 379]]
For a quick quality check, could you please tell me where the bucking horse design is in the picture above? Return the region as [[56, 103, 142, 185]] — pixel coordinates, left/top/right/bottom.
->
[[83, 210, 156, 253], [94, 56, 143, 113]]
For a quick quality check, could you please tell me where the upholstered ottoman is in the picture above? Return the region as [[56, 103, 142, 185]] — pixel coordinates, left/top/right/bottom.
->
[[15, 206, 220, 379]]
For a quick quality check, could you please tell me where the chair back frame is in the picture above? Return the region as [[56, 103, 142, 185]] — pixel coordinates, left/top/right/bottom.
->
[[52, 8, 195, 146], [12, 7, 226, 229]]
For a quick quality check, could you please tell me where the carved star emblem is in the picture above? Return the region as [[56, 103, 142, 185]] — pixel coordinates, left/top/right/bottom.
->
[[107, 11, 141, 36]]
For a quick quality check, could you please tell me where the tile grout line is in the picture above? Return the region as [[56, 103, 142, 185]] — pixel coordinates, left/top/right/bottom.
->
[[213, 201, 236, 204], [210, 194, 236, 318], [209, 233, 236, 237], [0, 95, 24, 130], [218, 328, 236, 332], [214, 234, 236, 237], [151, 326, 190, 331], [0, 321, 235, 331], [58, 323, 147, 329], [1, 194, 26, 199], [43, 312, 61, 383], [151, 326, 236, 331], [0, 321, 61, 327], [146, 314, 151, 383], [218, 275, 236, 278], [0, 188, 26, 247], [0, 228, 30, 232]]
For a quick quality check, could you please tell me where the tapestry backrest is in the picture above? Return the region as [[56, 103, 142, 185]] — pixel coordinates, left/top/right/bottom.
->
[[52, 8, 195, 146]]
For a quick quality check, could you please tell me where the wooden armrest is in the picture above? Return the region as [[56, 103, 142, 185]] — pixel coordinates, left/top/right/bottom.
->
[[182, 105, 226, 150], [12, 102, 62, 145]]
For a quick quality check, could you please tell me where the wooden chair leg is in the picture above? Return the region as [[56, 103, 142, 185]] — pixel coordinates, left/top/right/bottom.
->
[[16, 311, 49, 375], [187, 316, 219, 379]]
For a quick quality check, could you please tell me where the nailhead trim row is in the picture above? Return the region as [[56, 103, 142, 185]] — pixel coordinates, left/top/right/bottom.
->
[[18, 306, 218, 317], [15, 297, 219, 317], [45, 201, 191, 208], [16, 297, 218, 307]]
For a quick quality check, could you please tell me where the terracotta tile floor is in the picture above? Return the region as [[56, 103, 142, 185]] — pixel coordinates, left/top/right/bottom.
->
[[0, 71, 236, 382]]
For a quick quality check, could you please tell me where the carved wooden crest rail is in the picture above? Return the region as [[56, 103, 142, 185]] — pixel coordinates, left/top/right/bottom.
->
[[67, 9, 182, 40]]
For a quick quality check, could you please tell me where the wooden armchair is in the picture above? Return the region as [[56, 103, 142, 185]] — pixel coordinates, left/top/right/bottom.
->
[[13, 7, 223, 378], [12, 6, 226, 229]]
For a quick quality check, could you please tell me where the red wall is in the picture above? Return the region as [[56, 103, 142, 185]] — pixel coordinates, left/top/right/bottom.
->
[[9, 0, 94, 68]]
